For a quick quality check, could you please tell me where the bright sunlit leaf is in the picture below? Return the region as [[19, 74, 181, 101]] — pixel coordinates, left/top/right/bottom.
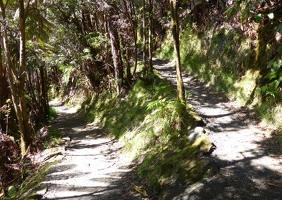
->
[[267, 13, 274, 19]]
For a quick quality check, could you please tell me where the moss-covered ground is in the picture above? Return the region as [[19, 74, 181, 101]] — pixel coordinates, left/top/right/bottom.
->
[[80, 73, 216, 193]]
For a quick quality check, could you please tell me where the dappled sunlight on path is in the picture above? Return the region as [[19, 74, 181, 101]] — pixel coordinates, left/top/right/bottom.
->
[[154, 58, 282, 200], [38, 103, 144, 200]]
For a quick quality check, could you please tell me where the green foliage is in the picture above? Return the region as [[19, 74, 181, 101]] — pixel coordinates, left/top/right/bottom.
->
[[273, 129, 282, 144], [59, 65, 73, 85], [175, 25, 243, 98], [277, 24, 282, 34], [43, 128, 62, 148], [157, 7, 282, 127], [4, 162, 55, 200], [86, 32, 109, 50], [224, 1, 241, 21], [81, 73, 215, 191], [48, 107, 58, 121], [256, 58, 282, 102], [255, 103, 282, 128], [224, 0, 271, 22], [156, 35, 174, 60]]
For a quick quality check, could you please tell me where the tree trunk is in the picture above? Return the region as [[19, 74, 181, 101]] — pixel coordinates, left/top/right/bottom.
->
[[170, 0, 186, 104], [19, 0, 32, 155], [39, 64, 49, 120], [0, 33, 9, 131], [148, 0, 153, 74], [128, 1, 138, 76], [142, 0, 147, 77], [108, 20, 123, 95], [0, 0, 32, 156]]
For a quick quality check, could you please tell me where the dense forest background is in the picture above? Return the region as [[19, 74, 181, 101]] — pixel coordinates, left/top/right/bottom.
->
[[0, 0, 281, 198]]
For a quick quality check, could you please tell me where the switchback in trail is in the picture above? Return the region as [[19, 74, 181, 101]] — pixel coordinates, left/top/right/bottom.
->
[[154, 59, 282, 200], [36, 103, 146, 200]]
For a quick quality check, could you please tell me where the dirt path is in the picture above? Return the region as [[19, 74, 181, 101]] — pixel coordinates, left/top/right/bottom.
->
[[37, 59, 282, 200], [154, 59, 282, 200], [37, 103, 146, 200]]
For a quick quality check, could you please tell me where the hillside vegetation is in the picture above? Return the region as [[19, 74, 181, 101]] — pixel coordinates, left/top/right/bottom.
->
[[81, 74, 218, 195], [159, 1, 282, 128]]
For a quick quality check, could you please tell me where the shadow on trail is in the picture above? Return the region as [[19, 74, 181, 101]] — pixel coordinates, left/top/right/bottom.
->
[[153, 58, 229, 110], [166, 151, 282, 200], [154, 59, 282, 199], [40, 106, 146, 200]]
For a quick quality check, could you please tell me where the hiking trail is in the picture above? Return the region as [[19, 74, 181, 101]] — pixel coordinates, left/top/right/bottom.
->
[[37, 103, 145, 200], [154, 59, 282, 200], [37, 58, 282, 200]]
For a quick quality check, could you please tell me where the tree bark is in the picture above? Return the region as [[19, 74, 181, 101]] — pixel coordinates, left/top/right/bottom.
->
[[108, 19, 123, 95], [170, 0, 186, 104], [0, 0, 32, 156], [148, 0, 153, 74], [142, 0, 147, 77], [39, 64, 49, 120], [0, 31, 9, 131], [19, 0, 32, 155]]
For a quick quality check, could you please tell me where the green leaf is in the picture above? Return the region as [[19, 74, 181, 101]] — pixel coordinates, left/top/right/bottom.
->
[[267, 59, 275, 68], [255, 88, 261, 96], [277, 46, 282, 54], [255, 14, 262, 23], [276, 24, 282, 34], [267, 71, 278, 80], [8, 186, 16, 198], [270, 80, 280, 90], [279, 72, 282, 81], [261, 85, 269, 93], [266, 91, 276, 98], [135, 186, 148, 197], [147, 99, 166, 110]]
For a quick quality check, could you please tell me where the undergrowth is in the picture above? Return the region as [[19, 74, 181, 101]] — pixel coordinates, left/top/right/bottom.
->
[[3, 162, 55, 200], [158, 24, 282, 130], [81, 74, 216, 193]]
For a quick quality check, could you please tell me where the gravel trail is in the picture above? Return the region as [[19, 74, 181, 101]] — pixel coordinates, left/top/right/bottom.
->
[[37, 58, 282, 200], [154, 59, 282, 200], [38, 103, 146, 200]]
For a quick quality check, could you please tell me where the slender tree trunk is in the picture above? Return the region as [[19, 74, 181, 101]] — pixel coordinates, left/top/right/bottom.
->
[[0, 0, 32, 155], [126, 47, 132, 85], [128, 1, 138, 76], [148, 0, 153, 74], [0, 33, 9, 131], [108, 20, 123, 95], [170, 0, 185, 104], [19, 0, 32, 154], [142, 0, 147, 77], [39, 64, 49, 120], [123, 0, 138, 77]]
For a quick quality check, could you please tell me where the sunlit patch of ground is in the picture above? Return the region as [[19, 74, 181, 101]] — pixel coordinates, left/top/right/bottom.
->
[[37, 104, 144, 200]]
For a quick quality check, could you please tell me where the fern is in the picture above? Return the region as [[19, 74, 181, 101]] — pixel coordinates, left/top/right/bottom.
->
[[256, 57, 282, 101], [146, 99, 167, 111]]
